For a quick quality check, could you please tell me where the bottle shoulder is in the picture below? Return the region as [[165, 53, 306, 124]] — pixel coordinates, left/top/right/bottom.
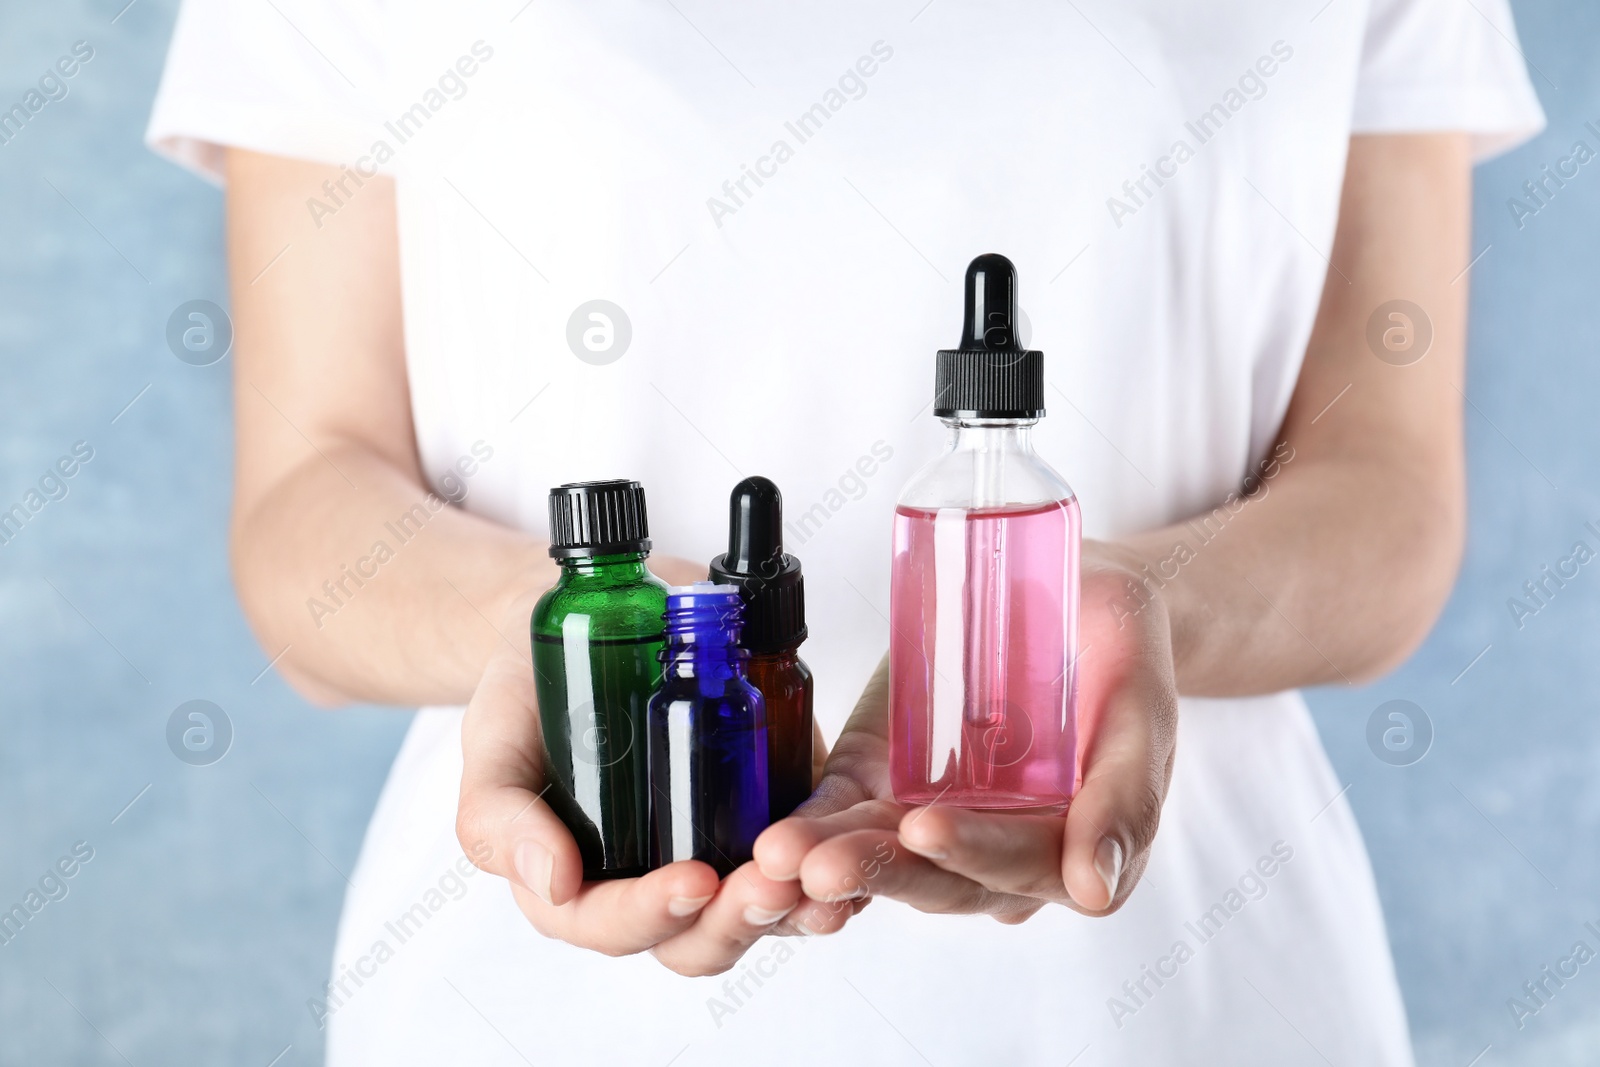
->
[[649, 670, 765, 712], [746, 651, 813, 693], [897, 447, 1076, 511], [531, 571, 669, 638]]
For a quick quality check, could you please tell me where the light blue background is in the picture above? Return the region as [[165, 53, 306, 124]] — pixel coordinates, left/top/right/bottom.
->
[[1, 2, 1596, 1064]]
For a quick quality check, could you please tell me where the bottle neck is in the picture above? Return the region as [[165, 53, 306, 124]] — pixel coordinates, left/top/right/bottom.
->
[[747, 643, 803, 666], [662, 636, 744, 678], [940, 417, 1038, 456], [557, 551, 650, 584]]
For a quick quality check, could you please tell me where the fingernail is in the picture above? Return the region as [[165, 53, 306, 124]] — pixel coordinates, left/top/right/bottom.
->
[[1094, 837, 1124, 907], [900, 837, 947, 861], [900, 817, 948, 861], [668, 894, 714, 917], [822, 886, 869, 903], [757, 859, 800, 882], [515, 840, 553, 905], [798, 917, 837, 936], [743, 904, 795, 927]]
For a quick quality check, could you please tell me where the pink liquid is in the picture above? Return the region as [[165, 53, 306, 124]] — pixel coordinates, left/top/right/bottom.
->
[[889, 498, 1080, 809]]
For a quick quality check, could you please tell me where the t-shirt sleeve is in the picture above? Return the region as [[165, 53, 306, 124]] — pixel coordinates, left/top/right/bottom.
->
[[145, 0, 388, 184], [1352, 0, 1546, 161]]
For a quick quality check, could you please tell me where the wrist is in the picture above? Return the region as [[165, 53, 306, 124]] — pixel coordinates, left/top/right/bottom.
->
[[1084, 536, 1190, 675]]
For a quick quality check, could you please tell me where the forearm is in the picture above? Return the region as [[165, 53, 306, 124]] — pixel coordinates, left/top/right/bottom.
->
[[1115, 451, 1462, 697], [234, 444, 553, 707], [223, 149, 553, 707], [1111, 133, 1471, 699]]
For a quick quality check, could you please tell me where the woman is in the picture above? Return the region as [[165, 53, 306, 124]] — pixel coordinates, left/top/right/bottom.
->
[[149, 0, 1542, 1062]]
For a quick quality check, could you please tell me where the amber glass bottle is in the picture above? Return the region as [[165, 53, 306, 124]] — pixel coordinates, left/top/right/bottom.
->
[[709, 477, 814, 822], [744, 644, 813, 821]]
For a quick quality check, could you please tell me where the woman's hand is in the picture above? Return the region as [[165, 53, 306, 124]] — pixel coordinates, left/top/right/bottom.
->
[[753, 541, 1179, 921], [454, 554, 837, 977]]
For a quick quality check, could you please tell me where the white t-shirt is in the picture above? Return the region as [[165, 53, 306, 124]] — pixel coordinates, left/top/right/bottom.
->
[[149, 2, 1542, 1064]]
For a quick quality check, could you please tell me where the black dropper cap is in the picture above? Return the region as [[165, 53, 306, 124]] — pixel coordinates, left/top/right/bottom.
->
[[708, 476, 806, 654], [546, 479, 651, 559], [933, 253, 1045, 419]]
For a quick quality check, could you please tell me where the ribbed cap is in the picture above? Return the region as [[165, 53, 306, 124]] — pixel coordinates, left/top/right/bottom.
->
[[933, 253, 1045, 419], [546, 480, 651, 559], [933, 349, 1044, 418]]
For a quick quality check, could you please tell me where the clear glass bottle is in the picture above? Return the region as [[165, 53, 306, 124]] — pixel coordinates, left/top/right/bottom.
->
[[889, 255, 1081, 810]]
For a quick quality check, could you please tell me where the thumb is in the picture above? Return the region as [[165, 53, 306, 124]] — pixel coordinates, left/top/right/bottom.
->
[[753, 657, 892, 880], [1061, 644, 1178, 914], [456, 644, 585, 906]]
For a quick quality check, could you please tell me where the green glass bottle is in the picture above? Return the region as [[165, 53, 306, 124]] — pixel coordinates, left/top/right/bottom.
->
[[531, 480, 670, 880]]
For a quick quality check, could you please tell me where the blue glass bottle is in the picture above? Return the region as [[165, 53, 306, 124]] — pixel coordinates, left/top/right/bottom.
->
[[648, 583, 769, 877]]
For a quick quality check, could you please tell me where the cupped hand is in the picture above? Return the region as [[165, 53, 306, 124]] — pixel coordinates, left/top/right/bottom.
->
[[455, 554, 821, 977], [754, 541, 1179, 922]]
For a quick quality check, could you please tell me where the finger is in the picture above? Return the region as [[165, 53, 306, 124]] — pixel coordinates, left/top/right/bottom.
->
[[771, 892, 863, 938], [753, 797, 905, 881], [1061, 643, 1178, 914], [810, 718, 829, 788], [752, 656, 897, 880], [511, 860, 721, 957], [798, 828, 1036, 919], [898, 807, 1069, 901], [649, 863, 803, 976], [794, 652, 892, 803], [456, 644, 584, 906]]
